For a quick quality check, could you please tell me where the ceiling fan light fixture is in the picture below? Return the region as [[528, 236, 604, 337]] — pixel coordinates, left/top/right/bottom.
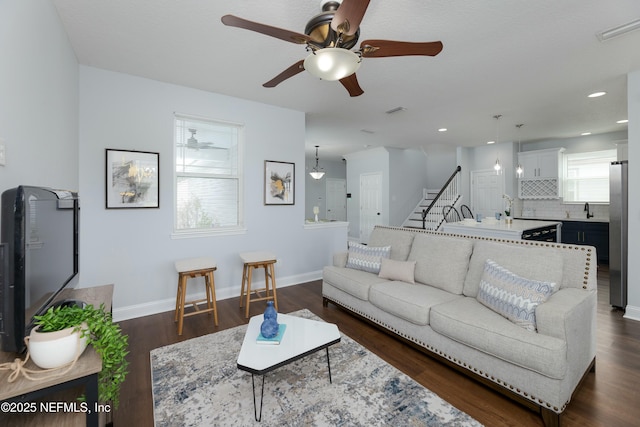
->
[[304, 48, 361, 81]]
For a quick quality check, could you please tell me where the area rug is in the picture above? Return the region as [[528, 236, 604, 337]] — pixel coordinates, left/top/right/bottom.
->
[[151, 309, 483, 427]]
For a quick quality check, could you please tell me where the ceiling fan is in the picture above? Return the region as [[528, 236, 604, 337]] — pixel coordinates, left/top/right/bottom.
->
[[221, 0, 443, 97], [179, 129, 225, 150]]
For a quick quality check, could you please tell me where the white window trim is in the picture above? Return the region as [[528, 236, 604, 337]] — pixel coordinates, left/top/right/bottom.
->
[[172, 113, 245, 238], [562, 149, 616, 204]]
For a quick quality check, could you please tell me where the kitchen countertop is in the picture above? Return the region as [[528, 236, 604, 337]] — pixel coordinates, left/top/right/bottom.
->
[[517, 216, 609, 223], [441, 219, 562, 241]]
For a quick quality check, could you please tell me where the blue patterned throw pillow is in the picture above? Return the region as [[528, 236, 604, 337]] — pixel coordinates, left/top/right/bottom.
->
[[477, 259, 557, 332], [345, 242, 391, 274]]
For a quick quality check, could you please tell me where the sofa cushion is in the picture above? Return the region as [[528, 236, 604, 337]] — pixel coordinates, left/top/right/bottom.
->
[[463, 240, 564, 298], [345, 242, 391, 274], [368, 227, 415, 261], [378, 258, 416, 284], [477, 260, 557, 332], [369, 281, 461, 325], [430, 297, 567, 379], [322, 266, 389, 301], [407, 234, 473, 294]]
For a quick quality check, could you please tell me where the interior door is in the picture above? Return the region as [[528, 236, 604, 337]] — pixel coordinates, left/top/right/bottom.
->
[[326, 178, 347, 221], [471, 169, 505, 219], [359, 172, 382, 243]]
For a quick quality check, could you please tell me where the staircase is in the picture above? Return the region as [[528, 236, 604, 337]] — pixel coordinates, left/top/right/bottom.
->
[[402, 166, 462, 231], [403, 189, 440, 229]]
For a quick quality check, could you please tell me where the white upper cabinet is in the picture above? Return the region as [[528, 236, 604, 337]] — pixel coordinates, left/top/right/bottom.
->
[[518, 148, 565, 199], [518, 148, 564, 178]]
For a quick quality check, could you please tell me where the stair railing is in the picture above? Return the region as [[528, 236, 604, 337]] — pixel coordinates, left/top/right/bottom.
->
[[421, 166, 462, 230]]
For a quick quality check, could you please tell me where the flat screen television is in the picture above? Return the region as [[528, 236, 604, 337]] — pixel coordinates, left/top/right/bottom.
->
[[0, 186, 79, 353]]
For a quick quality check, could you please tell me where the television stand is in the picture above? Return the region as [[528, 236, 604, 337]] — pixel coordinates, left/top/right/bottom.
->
[[0, 284, 113, 427]]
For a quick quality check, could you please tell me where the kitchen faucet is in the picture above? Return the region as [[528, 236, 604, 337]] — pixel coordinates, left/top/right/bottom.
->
[[584, 202, 594, 219]]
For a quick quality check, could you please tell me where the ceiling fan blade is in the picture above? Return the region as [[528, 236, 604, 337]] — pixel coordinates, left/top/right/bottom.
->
[[360, 39, 443, 58], [221, 15, 313, 44], [339, 73, 364, 97], [331, 0, 370, 36], [263, 60, 306, 88]]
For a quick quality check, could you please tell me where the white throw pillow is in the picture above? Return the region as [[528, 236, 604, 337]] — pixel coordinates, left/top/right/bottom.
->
[[378, 258, 416, 284]]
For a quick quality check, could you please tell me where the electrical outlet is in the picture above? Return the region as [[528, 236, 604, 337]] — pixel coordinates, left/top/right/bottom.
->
[[0, 138, 6, 166]]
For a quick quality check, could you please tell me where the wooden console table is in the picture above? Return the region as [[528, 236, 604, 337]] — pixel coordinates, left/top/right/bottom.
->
[[0, 284, 113, 427]]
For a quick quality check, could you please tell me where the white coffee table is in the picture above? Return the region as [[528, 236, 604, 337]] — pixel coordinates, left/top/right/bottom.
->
[[237, 312, 341, 421]]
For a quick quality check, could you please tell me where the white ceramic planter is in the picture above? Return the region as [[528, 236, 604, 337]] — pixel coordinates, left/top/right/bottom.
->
[[28, 323, 89, 369]]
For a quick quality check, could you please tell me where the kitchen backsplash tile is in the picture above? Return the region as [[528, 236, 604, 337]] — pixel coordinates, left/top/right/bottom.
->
[[517, 199, 609, 221]]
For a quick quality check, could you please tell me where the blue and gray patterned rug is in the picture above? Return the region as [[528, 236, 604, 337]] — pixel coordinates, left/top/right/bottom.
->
[[151, 309, 482, 426]]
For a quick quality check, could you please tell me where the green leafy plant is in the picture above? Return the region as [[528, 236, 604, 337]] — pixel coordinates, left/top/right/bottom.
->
[[34, 303, 129, 408]]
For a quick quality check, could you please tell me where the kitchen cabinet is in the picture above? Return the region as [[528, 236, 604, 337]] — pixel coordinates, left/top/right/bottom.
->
[[518, 148, 563, 178], [518, 148, 565, 199], [561, 220, 609, 263]]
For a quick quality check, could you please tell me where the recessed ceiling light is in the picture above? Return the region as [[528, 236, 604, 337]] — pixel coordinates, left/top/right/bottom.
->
[[487, 140, 496, 145], [581, 132, 592, 136], [588, 91, 607, 98], [617, 119, 629, 124], [438, 128, 447, 132]]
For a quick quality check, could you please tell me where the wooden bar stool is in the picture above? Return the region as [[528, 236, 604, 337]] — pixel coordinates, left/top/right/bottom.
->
[[239, 251, 278, 318], [174, 257, 218, 335]]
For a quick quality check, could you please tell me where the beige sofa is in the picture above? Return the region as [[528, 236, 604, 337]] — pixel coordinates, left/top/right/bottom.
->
[[322, 226, 597, 427]]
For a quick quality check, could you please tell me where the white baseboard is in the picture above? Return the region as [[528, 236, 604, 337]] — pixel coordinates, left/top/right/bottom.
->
[[112, 270, 322, 322], [623, 305, 640, 322]]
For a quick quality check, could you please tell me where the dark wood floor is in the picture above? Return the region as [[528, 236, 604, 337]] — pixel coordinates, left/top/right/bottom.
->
[[114, 265, 640, 426]]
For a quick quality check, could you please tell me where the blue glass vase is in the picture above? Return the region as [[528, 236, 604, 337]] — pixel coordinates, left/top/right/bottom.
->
[[260, 301, 279, 338]]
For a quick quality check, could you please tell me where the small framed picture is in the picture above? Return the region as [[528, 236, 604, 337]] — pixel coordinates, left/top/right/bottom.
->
[[106, 149, 159, 209], [264, 160, 295, 205]]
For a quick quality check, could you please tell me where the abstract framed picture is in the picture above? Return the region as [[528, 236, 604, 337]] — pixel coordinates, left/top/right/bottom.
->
[[106, 149, 159, 209], [264, 160, 295, 205]]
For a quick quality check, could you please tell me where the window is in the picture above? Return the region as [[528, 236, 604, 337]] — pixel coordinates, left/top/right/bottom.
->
[[563, 149, 616, 203], [174, 114, 243, 235]]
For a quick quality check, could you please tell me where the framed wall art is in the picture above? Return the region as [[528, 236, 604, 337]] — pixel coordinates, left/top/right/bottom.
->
[[106, 149, 159, 209], [264, 160, 294, 205]]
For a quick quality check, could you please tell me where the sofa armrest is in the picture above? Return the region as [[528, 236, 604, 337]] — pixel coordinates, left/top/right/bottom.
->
[[333, 251, 348, 268], [536, 287, 597, 378]]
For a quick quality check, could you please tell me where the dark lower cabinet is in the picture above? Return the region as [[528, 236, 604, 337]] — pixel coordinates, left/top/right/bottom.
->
[[561, 221, 609, 263]]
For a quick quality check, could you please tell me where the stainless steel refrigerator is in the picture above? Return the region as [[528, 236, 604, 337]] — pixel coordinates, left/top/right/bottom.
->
[[610, 160, 628, 308]]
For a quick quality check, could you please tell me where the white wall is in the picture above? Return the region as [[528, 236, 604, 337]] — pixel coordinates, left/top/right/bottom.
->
[[522, 131, 626, 154], [343, 148, 390, 241], [304, 157, 346, 219], [426, 150, 458, 189], [388, 148, 428, 226], [78, 66, 347, 320], [0, 0, 79, 190], [626, 69, 640, 321]]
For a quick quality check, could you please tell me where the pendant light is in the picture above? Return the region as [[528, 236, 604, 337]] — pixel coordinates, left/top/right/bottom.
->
[[309, 145, 325, 180], [493, 115, 503, 175], [515, 124, 524, 177]]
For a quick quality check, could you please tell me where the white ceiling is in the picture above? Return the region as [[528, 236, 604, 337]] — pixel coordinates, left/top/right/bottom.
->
[[52, 0, 640, 160]]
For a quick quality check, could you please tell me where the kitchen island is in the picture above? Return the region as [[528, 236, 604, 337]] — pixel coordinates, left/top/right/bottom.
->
[[441, 218, 562, 242]]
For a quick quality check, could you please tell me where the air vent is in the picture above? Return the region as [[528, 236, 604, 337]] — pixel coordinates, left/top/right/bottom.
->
[[385, 106, 407, 114]]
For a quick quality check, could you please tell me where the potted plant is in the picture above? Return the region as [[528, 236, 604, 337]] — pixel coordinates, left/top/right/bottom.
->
[[503, 193, 514, 223], [32, 303, 129, 408]]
